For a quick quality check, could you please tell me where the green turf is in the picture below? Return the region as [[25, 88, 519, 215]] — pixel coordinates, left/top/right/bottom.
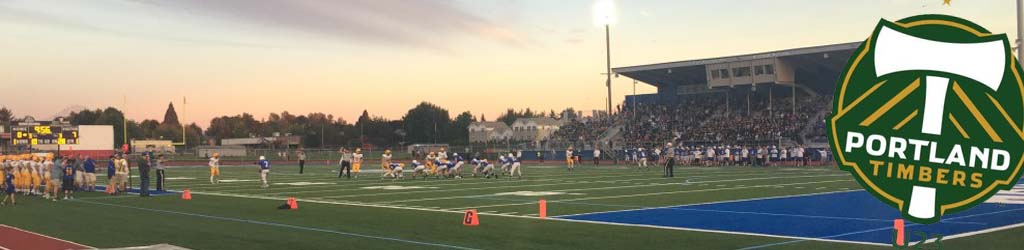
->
[[0, 164, 1017, 249]]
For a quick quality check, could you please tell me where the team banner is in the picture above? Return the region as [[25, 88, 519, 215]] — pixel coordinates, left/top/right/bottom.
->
[[828, 15, 1024, 224]]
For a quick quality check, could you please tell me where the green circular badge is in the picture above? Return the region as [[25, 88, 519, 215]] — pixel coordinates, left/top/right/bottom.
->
[[828, 14, 1024, 224]]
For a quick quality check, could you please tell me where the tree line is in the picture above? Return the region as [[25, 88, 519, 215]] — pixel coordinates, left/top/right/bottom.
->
[[0, 103, 580, 149]]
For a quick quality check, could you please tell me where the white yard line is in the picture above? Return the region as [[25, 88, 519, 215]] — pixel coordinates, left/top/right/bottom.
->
[[233, 169, 785, 195], [385, 174, 848, 204], [323, 172, 840, 201], [452, 179, 853, 210]]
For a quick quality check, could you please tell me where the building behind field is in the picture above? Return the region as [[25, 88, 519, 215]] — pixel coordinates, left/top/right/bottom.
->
[[131, 139, 175, 153], [196, 145, 247, 157], [468, 122, 512, 142], [511, 117, 563, 142], [221, 136, 300, 148]]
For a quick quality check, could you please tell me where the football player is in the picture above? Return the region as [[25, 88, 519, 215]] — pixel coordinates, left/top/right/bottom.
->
[[499, 155, 511, 176], [385, 162, 404, 180], [565, 147, 575, 173], [508, 153, 522, 179], [257, 156, 271, 188], [450, 153, 465, 179], [209, 153, 221, 184], [411, 160, 428, 180], [2, 163, 14, 206], [352, 148, 363, 179], [381, 149, 393, 177]]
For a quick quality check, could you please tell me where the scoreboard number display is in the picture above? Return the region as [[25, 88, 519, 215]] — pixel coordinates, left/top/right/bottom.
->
[[10, 117, 79, 145]]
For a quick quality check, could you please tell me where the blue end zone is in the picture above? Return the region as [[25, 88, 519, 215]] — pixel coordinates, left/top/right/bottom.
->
[[558, 188, 1024, 245]]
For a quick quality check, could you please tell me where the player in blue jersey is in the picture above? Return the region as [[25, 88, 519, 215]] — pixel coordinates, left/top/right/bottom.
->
[[449, 153, 465, 179], [480, 158, 497, 179], [257, 156, 271, 188], [637, 148, 648, 170], [411, 160, 428, 179], [61, 159, 76, 200], [435, 158, 449, 179], [384, 162, 404, 180], [473, 157, 485, 177], [2, 164, 14, 205]]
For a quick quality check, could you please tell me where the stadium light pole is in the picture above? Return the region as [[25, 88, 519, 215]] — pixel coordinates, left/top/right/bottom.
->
[[594, 0, 615, 122], [605, 23, 612, 121]]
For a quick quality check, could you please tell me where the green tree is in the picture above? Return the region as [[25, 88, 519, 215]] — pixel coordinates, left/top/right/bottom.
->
[[402, 102, 451, 144], [450, 111, 475, 144]]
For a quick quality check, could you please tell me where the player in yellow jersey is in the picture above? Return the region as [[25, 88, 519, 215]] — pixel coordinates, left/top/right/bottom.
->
[[209, 153, 221, 184], [352, 148, 363, 178], [425, 152, 437, 176], [29, 156, 42, 196]]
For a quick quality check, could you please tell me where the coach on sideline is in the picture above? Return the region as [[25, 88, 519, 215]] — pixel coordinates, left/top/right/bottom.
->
[[138, 154, 151, 197], [663, 143, 675, 178]]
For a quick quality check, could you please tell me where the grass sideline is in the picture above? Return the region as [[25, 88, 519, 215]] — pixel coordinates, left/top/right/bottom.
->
[[0, 164, 1016, 249]]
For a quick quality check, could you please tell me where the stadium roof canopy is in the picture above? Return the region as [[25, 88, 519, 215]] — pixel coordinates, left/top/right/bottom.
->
[[613, 42, 861, 89]]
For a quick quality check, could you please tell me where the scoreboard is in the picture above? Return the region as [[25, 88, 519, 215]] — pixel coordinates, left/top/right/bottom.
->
[[10, 118, 79, 145]]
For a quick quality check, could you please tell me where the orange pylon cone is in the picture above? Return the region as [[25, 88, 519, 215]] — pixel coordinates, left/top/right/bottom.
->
[[463, 209, 479, 226], [894, 219, 905, 246], [181, 189, 192, 200], [539, 199, 547, 219], [288, 197, 298, 210]]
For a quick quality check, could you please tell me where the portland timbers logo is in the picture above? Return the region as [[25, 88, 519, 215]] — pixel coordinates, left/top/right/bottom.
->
[[828, 14, 1024, 224]]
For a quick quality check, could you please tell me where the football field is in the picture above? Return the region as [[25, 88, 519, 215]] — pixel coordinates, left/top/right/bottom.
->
[[1, 164, 1021, 249]]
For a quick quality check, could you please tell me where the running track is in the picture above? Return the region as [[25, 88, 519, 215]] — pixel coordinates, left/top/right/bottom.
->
[[0, 224, 91, 250]]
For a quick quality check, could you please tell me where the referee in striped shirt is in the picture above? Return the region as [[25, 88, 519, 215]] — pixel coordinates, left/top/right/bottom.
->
[[662, 143, 675, 178]]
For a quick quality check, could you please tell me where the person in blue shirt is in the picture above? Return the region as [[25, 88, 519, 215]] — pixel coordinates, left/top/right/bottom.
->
[[106, 155, 116, 181], [2, 165, 15, 206], [410, 160, 427, 179], [83, 156, 97, 192], [61, 159, 76, 200], [257, 156, 271, 188], [385, 162, 404, 180], [450, 153, 465, 178]]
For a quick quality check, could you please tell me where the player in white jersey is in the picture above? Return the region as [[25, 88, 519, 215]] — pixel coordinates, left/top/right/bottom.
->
[[411, 160, 428, 180], [638, 148, 649, 170], [507, 153, 522, 179], [437, 148, 448, 163], [499, 155, 511, 176], [708, 146, 716, 165], [565, 147, 575, 173], [780, 147, 789, 165], [381, 150, 393, 177]]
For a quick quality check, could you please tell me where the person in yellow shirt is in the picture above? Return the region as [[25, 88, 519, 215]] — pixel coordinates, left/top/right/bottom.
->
[[425, 152, 437, 176], [352, 148, 363, 178], [380, 149, 392, 172], [17, 158, 29, 194], [566, 147, 576, 172], [209, 153, 221, 184], [0, 155, 7, 188], [30, 156, 42, 196]]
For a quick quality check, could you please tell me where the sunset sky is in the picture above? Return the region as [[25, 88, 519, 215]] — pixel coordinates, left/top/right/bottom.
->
[[0, 0, 1018, 128]]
